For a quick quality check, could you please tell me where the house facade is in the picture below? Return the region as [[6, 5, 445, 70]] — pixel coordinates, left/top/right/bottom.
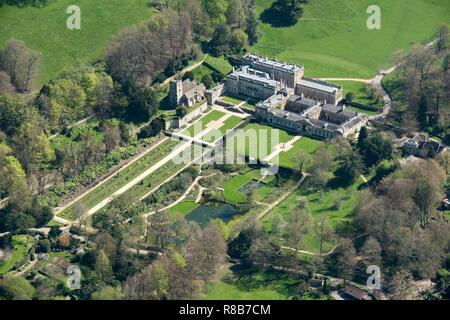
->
[[225, 66, 281, 100], [296, 77, 343, 106], [242, 53, 304, 88]]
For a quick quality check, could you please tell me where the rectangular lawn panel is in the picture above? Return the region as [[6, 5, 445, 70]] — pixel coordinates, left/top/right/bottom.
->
[[231, 123, 296, 160], [182, 110, 226, 137]]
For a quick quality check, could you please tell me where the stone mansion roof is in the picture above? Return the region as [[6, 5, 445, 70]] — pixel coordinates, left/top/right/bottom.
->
[[298, 77, 343, 94], [242, 53, 303, 74], [227, 66, 279, 88]]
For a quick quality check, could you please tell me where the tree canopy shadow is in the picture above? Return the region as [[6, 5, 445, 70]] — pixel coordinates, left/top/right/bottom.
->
[[260, 7, 299, 28]]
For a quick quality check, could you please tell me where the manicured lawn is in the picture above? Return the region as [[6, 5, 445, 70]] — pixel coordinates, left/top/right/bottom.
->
[[223, 175, 253, 205], [0, 235, 35, 276], [201, 265, 294, 300], [221, 95, 257, 110], [278, 137, 323, 170], [182, 110, 226, 137], [0, 0, 154, 85], [222, 169, 275, 205], [253, 0, 450, 78], [200, 115, 244, 143], [167, 201, 200, 220], [231, 123, 296, 160], [204, 55, 233, 75]]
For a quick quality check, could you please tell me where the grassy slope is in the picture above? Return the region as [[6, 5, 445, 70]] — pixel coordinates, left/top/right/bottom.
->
[[0, 0, 153, 85], [253, 0, 450, 78]]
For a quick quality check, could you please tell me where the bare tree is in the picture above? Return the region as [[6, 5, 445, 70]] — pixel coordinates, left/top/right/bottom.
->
[[0, 39, 41, 92], [185, 222, 227, 281], [0, 71, 15, 95], [334, 238, 356, 286], [314, 216, 334, 254]]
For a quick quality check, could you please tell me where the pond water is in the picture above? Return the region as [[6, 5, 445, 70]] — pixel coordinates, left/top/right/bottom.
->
[[186, 203, 237, 227]]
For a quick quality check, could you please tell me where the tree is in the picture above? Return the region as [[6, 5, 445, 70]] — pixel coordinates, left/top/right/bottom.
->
[[146, 211, 172, 251], [0, 156, 31, 213], [334, 238, 356, 286], [444, 54, 450, 72], [295, 150, 310, 175], [0, 39, 40, 92], [388, 270, 413, 300], [92, 76, 114, 119], [11, 118, 55, 174], [123, 260, 169, 300], [314, 217, 334, 254], [286, 209, 312, 254], [245, 4, 260, 45], [262, 0, 305, 27], [417, 94, 428, 130], [435, 23, 449, 53], [176, 105, 188, 118], [229, 29, 248, 54], [0, 276, 36, 300], [209, 24, 232, 56], [102, 122, 121, 154], [225, 0, 245, 28], [91, 286, 123, 300], [363, 132, 393, 167], [125, 82, 159, 122], [94, 249, 113, 282], [201, 74, 213, 89], [185, 222, 227, 280], [0, 71, 15, 95], [360, 236, 382, 266], [357, 126, 368, 151], [438, 151, 450, 175]]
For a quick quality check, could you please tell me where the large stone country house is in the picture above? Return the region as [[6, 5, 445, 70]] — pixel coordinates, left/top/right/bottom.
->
[[222, 54, 366, 140]]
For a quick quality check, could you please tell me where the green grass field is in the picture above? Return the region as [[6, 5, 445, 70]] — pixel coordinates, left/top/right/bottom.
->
[[231, 123, 296, 161], [0, 0, 154, 85], [204, 55, 233, 75], [167, 200, 199, 220], [222, 169, 275, 205], [182, 110, 226, 137], [253, 0, 450, 78], [278, 136, 323, 170], [201, 265, 292, 300]]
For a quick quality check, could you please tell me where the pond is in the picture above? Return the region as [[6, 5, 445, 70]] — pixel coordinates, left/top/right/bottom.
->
[[186, 203, 237, 227]]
